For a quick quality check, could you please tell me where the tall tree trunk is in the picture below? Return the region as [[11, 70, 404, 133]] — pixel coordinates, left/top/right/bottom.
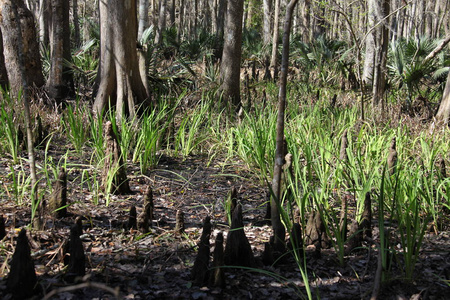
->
[[270, 0, 280, 79], [271, 0, 299, 254], [435, 0, 449, 38], [263, 0, 272, 44], [302, 0, 311, 42], [407, 0, 416, 40], [138, 0, 149, 40], [424, 2, 433, 37], [1, 0, 41, 228], [220, 0, 244, 108], [313, 0, 326, 37], [214, 0, 226, 59], [155, 0, 167, 44], [202, 0, 211, 31], [72, 0, 80, 47], [372, 0, 390, 108], [246, 0, 254, 28], [169, 0, 175, 26], [212, 0, 217, 32], [47, 0, 73, 101], [0, 0, 44, 96], [362, 0, 376, 86], [192, 0, 198, 37], [215, 0, 226, 40], [178, 0, 184, 41], [38, 0, 48, 46], [93, 0, 149, 122]]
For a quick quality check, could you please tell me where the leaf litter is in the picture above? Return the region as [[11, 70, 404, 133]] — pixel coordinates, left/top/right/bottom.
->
[[0, 154, 449, 299]]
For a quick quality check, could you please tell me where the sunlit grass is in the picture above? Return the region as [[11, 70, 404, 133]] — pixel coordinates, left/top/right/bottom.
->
[[1, 79, 450, 289]]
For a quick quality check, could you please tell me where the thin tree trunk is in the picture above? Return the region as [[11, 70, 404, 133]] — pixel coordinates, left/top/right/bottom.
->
[[407, 0, 416, 39], [263, 0, 272, 44], [155, 0, 167, 44], [435, 0, 449, 38], [38, 0, 48, 46], [271, 0, 299, 254], [302, 0, 310, 42], [270, 0, 280, 79], [246, 0, 254, 28], [169, 0, 175, 26], [193, 0, 198, 37], [178, 0, 184, 41], [362, 0, 376, 85], [424, 2, 433, 37], [138, 0, 149, 41], [72, 0, 80, 46]]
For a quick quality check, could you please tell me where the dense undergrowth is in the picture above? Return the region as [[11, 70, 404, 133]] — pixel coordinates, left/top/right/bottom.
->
[[1, 28, 450, 297], [1, 79, 450, 293]]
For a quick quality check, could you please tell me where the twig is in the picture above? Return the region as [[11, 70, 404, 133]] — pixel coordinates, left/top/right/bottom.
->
[[42, 281, 121, 300], [31, 243, 61, 258]]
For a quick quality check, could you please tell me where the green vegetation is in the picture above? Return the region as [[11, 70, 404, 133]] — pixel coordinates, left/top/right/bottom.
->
[[1, 29, 449, 298]]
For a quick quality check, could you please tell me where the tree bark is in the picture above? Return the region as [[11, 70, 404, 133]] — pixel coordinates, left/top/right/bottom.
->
[[1, 0, 41, 228], [72, 0, 80, 46], [270, 0, 280, 79], [271, 0, 298, 254], [155, 0, 166, 44], [372, 0, 390, 108], [38, 0, 48, 46], [0, 0, 44, 96], [169, 0, 175, 27], [362, 0, 376, 85], [178, 0, 184, 41], [302, 0, 311, 43], [0, 29, 8, 87], [262, 0, 272, 44], [214, 0, 226, 58], [220, 0, 244, 108], [47, 0, 73, 101], [435, 71, 450, 125], [93, 0, 149, 122], [138, 0, 149, 41]]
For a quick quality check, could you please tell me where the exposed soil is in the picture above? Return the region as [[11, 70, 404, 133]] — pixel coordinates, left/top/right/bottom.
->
[[0, 145, 449, 299]]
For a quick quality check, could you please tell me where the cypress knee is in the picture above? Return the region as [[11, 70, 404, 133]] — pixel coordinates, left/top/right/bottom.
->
[[7, 229, 39, 299], [102, 121, 130, 195], [191, 216, 212, 286], [49, 167, 67, 218], [210, 232, 225, 288], [66, 221, 85, 282], [387, 137, 397, 176], [224, 203, 256, 267]]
